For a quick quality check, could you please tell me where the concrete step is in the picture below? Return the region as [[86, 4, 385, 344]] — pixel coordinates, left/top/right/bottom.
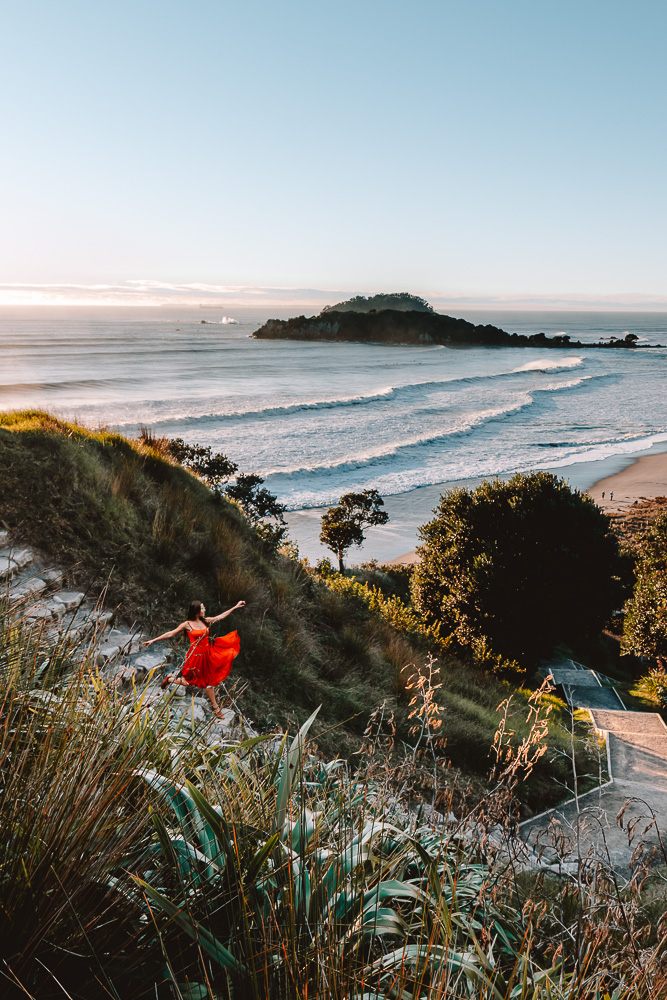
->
[[25, 598, 68, 623], [9, 578, 47, 602], [0, 547, 35, 582], [549, 668, 602, 688], [96, 628, 147, 666], [566, 686, 623, 711], [51, 590, 85, 612], [590, 709, 667, 736]]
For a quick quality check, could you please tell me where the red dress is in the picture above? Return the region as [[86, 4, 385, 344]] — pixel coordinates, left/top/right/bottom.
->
[[181, 626, 240, 687]]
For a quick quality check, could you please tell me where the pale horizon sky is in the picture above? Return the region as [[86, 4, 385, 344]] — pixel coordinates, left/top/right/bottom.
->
[[2, 0, 666, 309]]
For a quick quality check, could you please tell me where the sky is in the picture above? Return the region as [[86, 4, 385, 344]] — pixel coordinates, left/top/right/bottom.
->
[[1, 0, 666, 309]]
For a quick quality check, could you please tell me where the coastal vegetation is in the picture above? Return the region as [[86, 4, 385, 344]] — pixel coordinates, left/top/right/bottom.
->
[[412, 473, 624, 669], [319, 488, 389, 572], [322, 292, 435, 313], [3, 412, 667, 996], [623, 511, 667, 693], [1, 596, 666, 998]]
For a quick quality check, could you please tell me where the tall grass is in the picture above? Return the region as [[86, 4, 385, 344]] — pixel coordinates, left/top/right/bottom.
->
[[0, 599, 209, 998], [1, 599, 666, 997]]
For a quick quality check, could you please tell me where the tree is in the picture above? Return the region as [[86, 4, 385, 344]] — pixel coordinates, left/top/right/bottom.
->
[[623, 513, 667, 665], [167, 438, 237, 492], [411, 472, 623, 663], [225, 473, 286, 525], [320, 489, 389, 572]]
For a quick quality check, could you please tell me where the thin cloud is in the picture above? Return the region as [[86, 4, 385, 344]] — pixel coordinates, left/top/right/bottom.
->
[[0, 281, 666, 311]]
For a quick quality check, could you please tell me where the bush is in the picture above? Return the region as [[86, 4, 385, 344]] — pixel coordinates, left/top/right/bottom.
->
[[412, 472, 623, 663], [623, 512, 667, 665]]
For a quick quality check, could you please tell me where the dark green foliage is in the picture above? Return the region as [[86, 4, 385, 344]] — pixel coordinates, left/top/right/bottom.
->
[[623, 512, 667, 665], [225, 472, 287, 525], [412, 472, 623, 663], [167, 437, 238, 491], [319, 489, 389, 572], [322, 291, 434, 313], [255, 310, 643, 350]]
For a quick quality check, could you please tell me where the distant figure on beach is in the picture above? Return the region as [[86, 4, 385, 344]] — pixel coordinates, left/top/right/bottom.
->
[[143, 599, 245, 718], [610, 491, 614, 501], [601, 491, 605, 499]]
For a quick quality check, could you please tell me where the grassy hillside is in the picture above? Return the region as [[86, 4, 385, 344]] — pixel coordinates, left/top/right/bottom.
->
[[0, 410, 598, 812]]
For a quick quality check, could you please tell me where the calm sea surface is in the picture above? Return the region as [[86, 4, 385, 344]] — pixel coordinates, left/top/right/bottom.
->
[[2, 306, 666, 558]]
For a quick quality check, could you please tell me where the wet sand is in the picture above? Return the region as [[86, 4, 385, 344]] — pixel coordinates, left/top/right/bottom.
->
[[587, 450, 667, 513]]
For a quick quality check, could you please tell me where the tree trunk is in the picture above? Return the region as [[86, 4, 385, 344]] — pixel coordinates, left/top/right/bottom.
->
[[338, 551, 345, 574]]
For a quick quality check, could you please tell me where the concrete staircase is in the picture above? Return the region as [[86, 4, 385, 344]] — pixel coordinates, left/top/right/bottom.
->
[[0, 531, 238, 733], [520, 658, 667, 870]]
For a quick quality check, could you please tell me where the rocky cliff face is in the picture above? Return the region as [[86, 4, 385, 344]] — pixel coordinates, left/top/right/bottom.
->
[[253, 308, 599, 348]]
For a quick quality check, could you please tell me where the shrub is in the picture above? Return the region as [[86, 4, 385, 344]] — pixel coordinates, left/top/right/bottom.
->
[[412, 472, 623, 663]]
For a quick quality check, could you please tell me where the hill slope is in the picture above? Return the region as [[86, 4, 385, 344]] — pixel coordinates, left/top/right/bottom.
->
[[0, 410, 598, 811]]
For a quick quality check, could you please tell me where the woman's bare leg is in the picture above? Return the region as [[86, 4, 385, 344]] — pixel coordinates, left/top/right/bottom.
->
[[204, 685, 224, 716]]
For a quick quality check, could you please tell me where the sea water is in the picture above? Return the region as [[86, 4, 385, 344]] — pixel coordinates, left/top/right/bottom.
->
[[2, 306, 666, 559]]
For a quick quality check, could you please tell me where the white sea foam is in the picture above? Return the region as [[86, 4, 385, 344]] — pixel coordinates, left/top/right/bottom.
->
[[511, 355, 584, 373], [2, 309, 667, 534]]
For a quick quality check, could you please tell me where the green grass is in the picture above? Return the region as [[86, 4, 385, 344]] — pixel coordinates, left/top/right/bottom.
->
[[0, 410, 599, 811], [1, 597, 665, 999]]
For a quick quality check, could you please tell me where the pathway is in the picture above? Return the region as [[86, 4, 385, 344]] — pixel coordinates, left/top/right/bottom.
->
[[0, 531, 239, 733], [520, 659, 667, 870]]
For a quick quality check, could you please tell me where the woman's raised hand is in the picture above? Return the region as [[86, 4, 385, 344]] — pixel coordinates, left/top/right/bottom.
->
[[236, 600, 246, 610]]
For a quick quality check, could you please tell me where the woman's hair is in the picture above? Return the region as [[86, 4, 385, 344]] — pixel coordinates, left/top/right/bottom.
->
[[187, 600, 206, 621]]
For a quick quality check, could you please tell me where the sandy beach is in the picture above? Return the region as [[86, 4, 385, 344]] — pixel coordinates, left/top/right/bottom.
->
[[285, 444, 667, 566], [588, 450, 667, 512], [386, 450, 667, 565]]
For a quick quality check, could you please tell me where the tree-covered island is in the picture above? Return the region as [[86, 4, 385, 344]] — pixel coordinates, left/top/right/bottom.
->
[[254, 292, 653, 348]]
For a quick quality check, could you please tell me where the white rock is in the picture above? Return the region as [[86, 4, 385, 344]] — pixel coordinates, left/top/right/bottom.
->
[[0, 530, 8, 546], [51, 591, 85, 612], [133, 650, 167, 671], [10, 578, 47, 601], [106, 629, 146, 654], [212, 708, 236, 727], [0, 556, 16, 582], [10, 548, 34, 571], [25, 599, 67, 623], [40, 569, 64, 588], [97, 642, 122, 666]]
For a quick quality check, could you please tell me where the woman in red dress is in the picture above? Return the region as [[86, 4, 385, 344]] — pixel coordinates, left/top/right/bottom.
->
[[143, 599, 245, 717]]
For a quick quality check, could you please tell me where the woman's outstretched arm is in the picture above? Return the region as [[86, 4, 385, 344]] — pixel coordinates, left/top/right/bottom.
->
[[142, 622, 188, 647], [207, 600, 246, 624]]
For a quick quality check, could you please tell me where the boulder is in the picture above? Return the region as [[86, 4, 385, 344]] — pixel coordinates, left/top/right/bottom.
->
[[10, 578, 47, 601], [51, 591, 85, 612], [40, 569, 64, 588], [133, 649, 168, 671], [10, 549, 34, 572]]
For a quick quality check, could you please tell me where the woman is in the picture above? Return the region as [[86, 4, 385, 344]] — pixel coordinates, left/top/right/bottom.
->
[[143, 599, 245, 718]]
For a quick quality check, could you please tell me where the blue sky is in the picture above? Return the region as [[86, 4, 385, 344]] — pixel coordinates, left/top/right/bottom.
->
[[2, 0, 666, 307]]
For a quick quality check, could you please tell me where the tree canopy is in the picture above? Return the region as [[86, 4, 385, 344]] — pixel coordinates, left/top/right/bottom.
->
[[623, 512, 667, 665], [322, 292, 434, 314], [411, 472, 623, 662], [167, 438, 237, 492], [320, 489, 389, 572]]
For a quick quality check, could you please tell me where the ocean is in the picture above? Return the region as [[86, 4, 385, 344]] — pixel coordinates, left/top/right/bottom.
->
[[2, 305, 666, 561]]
